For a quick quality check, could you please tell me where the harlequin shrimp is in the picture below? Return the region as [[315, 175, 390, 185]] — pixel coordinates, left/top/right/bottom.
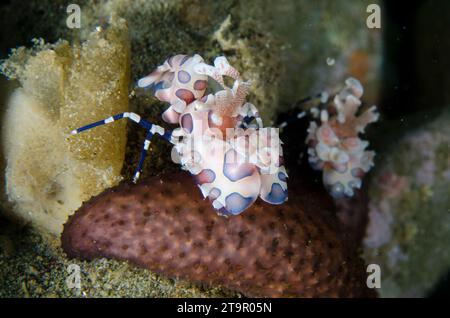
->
[[71, 54, 288, 215], [280, 77, 379, 199]]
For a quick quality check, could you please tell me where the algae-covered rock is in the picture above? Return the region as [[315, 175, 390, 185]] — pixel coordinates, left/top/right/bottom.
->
[[1, 17, 130, 235], [363, 111, 450, 297]]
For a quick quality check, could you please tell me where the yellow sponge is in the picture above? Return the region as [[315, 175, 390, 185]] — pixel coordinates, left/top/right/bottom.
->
[[1, 18, 130, 235]]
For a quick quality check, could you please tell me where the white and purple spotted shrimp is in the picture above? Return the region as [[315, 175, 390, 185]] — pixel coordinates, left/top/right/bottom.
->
[[280, 77, 379, 199], [71, 54, 288, 216]]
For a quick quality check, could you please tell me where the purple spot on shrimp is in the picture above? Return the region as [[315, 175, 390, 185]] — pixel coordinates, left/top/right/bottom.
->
[[175, 89, 195, 104], [223, 150, 256, 182], [180, 55, 190, 66], [278, 172, 287, 182], [224, 192, 254, 215], [195, 169, 216, 185], [178, 70, 191, 83], [217, 207, 232, 216], [208, 188, 221, 200], [167, 56, 174, 67], [180, 113, 193, 133], [329, 182, 345, 199], [264, 183, 288, 204], [194, 80, 207, 91], [153, 81, 165, 91]]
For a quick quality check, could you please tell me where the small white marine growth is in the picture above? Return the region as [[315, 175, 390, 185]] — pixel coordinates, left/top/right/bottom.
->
[[306, 78, 379, 198]]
